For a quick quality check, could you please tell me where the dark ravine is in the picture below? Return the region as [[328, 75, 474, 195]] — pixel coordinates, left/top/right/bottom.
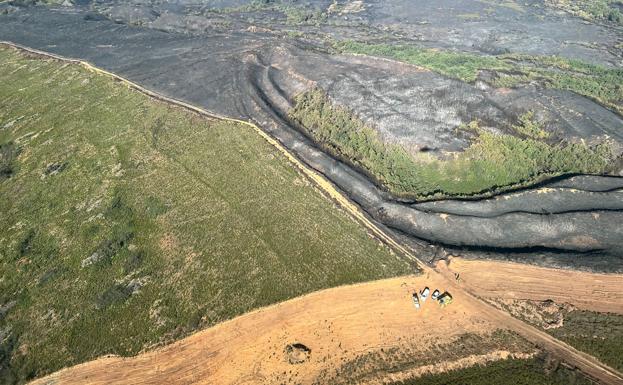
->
[[1, 4, 622, 271]]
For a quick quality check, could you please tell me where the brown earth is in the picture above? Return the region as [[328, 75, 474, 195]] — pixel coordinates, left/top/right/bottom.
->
[[30, 258, 623, 385], [30, 275, 505, 385], [438, 257, 623, 314]]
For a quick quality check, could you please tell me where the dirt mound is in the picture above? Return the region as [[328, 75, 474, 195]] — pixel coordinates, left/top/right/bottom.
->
[[285, 343, 311, 364], [487, 299, 575, 330]]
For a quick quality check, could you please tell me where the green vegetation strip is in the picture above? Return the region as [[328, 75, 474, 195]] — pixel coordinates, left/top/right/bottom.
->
[[546, 0, 623, 25], [546, 310, 623, 372], [0, 47, 412, 384], [289, 88, 612, 199], [335, 41, 623, 114], [387, 354, 591, 385], [325, 330, 537, 385], [335, 41, 511, 83]]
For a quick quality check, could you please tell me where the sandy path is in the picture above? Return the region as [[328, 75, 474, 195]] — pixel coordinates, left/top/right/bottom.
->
[[439, 257, 623, 314], [31, 275, 497, 385], [33, 261, 623, 385]]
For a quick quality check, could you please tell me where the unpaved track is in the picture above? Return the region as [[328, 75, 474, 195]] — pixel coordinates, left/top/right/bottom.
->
[[438, 276, 623, 385], [30, 276, 501, 385], [6, 43, 622, 385], [439, 257, 623, 314]]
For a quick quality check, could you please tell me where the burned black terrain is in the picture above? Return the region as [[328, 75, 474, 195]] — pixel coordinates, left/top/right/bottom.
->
[[1, 0, 622, 271]]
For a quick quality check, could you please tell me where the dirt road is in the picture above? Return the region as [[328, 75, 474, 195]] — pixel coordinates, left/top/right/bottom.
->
[[30, 263, 623, 385], [31, 276, 506, 385], [8, 42, 622, 385], [435, 260, 623, 384]]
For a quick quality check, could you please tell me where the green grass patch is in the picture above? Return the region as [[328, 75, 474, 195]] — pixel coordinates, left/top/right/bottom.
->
[[289, 88, 612, 199], [475, 0, 526, 13], [5, 0, 67, 5], [335, 41, 511, 83], [335, 41, 623, 114], [0, 46, 412, 384], [458, 13, 482, 20]]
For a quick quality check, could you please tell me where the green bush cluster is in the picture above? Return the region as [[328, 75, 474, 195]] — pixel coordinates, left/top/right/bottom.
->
[[512, 112, 550, 140], [206, 0, 328, 26], [283, 5, 327, 25], [0, 142, 19, 181], [587, 0, 623, 23], [388, 354, 591, 385], [547, 0, 623, 24], [289, 88, 612, 199], [547, 310, 623, 372]]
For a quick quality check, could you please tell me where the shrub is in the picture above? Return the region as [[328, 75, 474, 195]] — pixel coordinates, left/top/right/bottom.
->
[[289, 89, 613, 199], [512, 112, 550, 140], [0, 142, 19, 181]]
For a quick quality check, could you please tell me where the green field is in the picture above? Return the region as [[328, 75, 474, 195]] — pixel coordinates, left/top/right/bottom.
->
[[289, 88, 612, 199], [0, 46, 412, 383]]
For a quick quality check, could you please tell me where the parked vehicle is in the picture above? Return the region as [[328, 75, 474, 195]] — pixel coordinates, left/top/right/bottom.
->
[[420, 287, 430, 303], [438, 292, 453, 307], [412, 292, 420, 309], [431, 289, 441, 301]]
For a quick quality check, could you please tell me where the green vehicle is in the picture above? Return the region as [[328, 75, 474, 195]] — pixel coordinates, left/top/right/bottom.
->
[[438, 292, 453, 307]]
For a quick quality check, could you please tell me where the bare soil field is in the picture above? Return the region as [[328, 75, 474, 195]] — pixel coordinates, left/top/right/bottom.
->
[[438, 257, 623, 314], [438, 257, 623, 375], [29, 257, 623, 385], [30, 275, 515, 385]]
